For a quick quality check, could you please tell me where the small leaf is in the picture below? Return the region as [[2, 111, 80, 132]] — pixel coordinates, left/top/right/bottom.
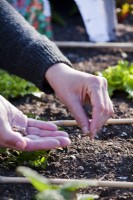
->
[[60, 181, 96, 192], [17, 166, 58, 192]]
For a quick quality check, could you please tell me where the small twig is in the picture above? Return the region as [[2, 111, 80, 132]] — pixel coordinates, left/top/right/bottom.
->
[[0, 176, 28, 183], [50, 179, 133, 188], [50, 118, 133, 127], [55, 41, 133, 51], [0, 176, 133, 188]]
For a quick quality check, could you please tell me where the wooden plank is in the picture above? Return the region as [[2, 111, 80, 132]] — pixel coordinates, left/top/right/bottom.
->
[[55, 41, 133, 50], [1, 176, 133, 188], [50, 118, 133, 127]]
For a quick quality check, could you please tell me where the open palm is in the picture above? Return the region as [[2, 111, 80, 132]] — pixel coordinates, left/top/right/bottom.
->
[[0, 95, 71, 151]]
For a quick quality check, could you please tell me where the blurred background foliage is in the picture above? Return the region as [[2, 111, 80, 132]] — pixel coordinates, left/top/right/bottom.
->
[[116, 0, 133, 22], [49, 0, 133, 26], [0, 0, 133, 100]]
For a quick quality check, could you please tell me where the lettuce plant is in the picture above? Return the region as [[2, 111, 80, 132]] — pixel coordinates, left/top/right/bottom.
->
[[97, 60, 133, 98], [0, 69, 39, 99]]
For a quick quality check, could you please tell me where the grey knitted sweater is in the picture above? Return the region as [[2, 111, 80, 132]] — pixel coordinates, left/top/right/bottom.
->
[[0, 0, 71, 94]]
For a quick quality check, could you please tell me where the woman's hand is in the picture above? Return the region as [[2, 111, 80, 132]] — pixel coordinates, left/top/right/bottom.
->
[[0, 95, 71, 151], [46, 63, 114, 139]]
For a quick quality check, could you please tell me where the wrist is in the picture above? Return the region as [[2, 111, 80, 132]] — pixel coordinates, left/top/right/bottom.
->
[[45, 63, 73, 90]]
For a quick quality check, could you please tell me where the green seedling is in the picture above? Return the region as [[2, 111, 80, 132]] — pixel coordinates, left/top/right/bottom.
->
[[17, 166, 98, 200], [0, 148, 49, 169]]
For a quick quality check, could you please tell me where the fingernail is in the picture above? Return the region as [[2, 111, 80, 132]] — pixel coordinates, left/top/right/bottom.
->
[[61, 138, 71, 147], [82, 126, 89, 135], [16, 141, 25, 150], [82, 127, 91, 137]]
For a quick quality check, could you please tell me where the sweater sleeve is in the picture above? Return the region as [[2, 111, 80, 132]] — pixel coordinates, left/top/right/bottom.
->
[[0, 0, 72, 94]]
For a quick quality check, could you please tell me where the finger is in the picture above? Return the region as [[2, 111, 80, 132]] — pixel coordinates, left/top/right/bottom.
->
[[89, 88, 105, 138], [24, 136, 71, 151], [55, 136, 71, 147], [0, 140, 25, 151], [0, 125, 26, 150], [66, 95, 90, 135], [26, 135, 41, 140], [27, 118, 58, 131], [27, 127, 69, 137], [26, 135, 71, 147], [96, 83, 114, 130], [90, 83, 114, 138], [101, 87, 114, 125]]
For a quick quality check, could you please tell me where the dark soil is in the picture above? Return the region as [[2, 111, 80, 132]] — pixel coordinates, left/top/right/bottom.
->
[[0, 7, 133, 200]]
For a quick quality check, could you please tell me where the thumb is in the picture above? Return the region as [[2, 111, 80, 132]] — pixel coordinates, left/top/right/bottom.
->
[[1, 124, 26, 150], [66, 96, 90, 135], [10, 131, 26, 150]]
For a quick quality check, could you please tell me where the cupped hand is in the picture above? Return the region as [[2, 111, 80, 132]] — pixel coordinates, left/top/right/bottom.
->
[[46, 63, 114, 139], [0, 95, 71, 151]]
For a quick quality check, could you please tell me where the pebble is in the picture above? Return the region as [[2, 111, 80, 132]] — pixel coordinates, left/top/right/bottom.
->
[[78, 134, 82, 139], [70, 155, 77, 161], [106, 142, 113, 146], [120, 132, 127, 137], [102, 127, 107, 132], [118, 176, 127, 180], [77, 166, 84, 171], [121, 52, 128, 59]]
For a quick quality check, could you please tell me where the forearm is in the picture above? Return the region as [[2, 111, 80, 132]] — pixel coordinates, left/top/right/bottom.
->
[[0, 0, 71, 93]]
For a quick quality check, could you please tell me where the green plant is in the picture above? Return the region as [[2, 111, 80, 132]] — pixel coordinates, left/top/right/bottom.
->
[[52, 10, 66, 26], [0, 69, 39, 99], [17, 166, 98, 200], [96, 60, 133, 98], [116, 1, 133, 22], [0, 148, 49, 169], [69, 5, 78, 16]]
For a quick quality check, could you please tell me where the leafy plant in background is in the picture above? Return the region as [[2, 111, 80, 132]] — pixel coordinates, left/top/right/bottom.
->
[[50, 1, 66, 26], [69, 4, 79, 17], [116, 0, 133, 22], [17, 166, 99, 200], [51, 0, 133, 26], [0, 69, 39, 99], [51, 7, 66, 26], [0, 148, 49, 169], [50, 0, 79, 26], [96, 60, 133, 98]]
